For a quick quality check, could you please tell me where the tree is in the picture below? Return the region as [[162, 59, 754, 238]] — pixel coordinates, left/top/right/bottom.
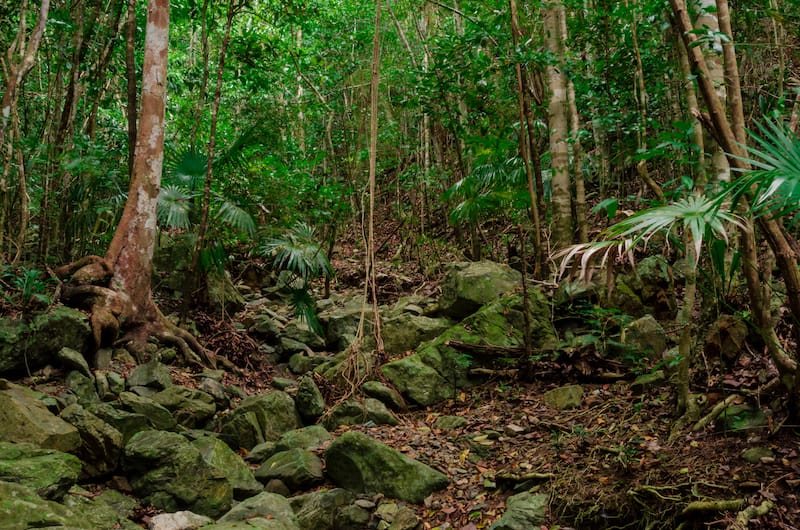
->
[[55, 0, 215, 367]]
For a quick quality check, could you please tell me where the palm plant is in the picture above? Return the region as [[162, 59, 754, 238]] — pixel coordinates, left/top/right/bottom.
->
[[557, 193, 744, 420], [259, 221, 334, 334]]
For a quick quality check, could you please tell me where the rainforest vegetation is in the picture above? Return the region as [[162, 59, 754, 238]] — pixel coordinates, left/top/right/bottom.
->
[[2, 0, 800, 528]]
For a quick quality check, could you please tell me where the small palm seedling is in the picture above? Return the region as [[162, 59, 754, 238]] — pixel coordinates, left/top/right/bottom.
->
[[259, 221, 334, 334]]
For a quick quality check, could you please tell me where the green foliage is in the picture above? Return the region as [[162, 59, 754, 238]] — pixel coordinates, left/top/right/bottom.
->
[[1, 267, 53, 308], [258, 222, 333, 334]]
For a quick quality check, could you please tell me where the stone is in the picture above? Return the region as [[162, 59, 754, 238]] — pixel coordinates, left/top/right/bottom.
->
[[207, 269, 246, 314], [62, 486, 141, 530], [289, 352, 327, 374], [95, 371, 114, 401], [433, 415, 468, 430], [217, 491, 299, 529], [94, 348, 113, 370], [380, 355, 452, 407], [274, 425, 332, 453], [318, 295, 371, 352], [246, 441, 277, 463], [335, 504, 372, 529], [264, 478, 291, 496], [123, 430, 233, 518], [543, 385, 583, 410], [59, 403, 124, 478], [0, 441, 81, 500], [119, 391, 177, 431], [148, 511, 214, 530], [200, 377, 229, 407], [278, 337, 311, 356], [107, 371, 126, 394], [438, 261, 522, 319], [271, 377, 298, 391], [127, 360, 173, 390], [191, 435, 263, 500], [219, 391, 300, 450], [704, 314, 749, 361], [362, 381, 407, 411], [717, 404, 768, 433], [374, 502, 419, 530], [0, 481, 81, 528], [57, 346, 92, 377], [284, 319, 326, 350], [741, 447, 774, 464], [151, 386, 216, 428], [622, 315, 667, 360], [381, 312, 453, 355], [325, 431, 449, 503], [65, 369, 100, 404], [254, 448, 324, 491], [289, 488, 354, 530], [0, 380, 80, 452], [86, 402, 150, 443], [323, 398, 397, 430], [0, 306, 91, 376], [295, 375, 325, 422], [489, 492, 548, 530]]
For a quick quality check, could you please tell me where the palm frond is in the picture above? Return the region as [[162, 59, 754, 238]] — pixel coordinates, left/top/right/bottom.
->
[[215, 197, 256, 235], [260, 221, 333, 284], [158, 185, 196, 230], [287, 287, 323, 335], [167, 147, 208, 189]]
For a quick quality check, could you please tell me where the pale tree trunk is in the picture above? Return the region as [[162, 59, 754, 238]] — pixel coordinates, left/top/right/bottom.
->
[[543, 0, 572, 249], [56, 0, 216, 368], [671, 16, 705, 185], [125, 0, 138, 178], [0, 0, 50, 263]]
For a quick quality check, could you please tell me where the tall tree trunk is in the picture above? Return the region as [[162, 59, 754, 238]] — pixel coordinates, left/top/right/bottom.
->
[[125, 0, 138, 178], [543, 0, 572, 248]]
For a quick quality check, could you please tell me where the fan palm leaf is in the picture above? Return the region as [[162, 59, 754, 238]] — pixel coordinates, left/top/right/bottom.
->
[[215, 197, 256, 235], [158, 185, 196, 230]]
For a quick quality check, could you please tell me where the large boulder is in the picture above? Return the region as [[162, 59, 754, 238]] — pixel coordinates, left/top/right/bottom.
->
[[322, 398, 398, 430], [62, 486, 141, 530], [325, 431, 449, 503], [254, 448, 324, 491], [0, 307, 91, 376], [289, 489, 354, 530], [381, 312, 453, 355], [118, 391, 177, 431], [489, 492, 548, 530], [122, 430, 233, 518], [438, 261, 521, 319], [191, 435, 262, 500], [0, 481, 82, 528], [611, 256, 676, 319], [127, 359, 173, 390], [151, 385, 216, 428], [218, 391, 301, 450], [0, 380, 80, 452], [0, 441, 81, 500], [59, 403, 123, 478], [86, 402, 150, 443], [383, 294, 554, 406]]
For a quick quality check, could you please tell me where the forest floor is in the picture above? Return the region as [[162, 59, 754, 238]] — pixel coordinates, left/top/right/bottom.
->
[[208, 234, 800, 530]]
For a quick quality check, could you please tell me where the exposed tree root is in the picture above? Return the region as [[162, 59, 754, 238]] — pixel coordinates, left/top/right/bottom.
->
[[730, 500, 774, 529], [56, 255, 218, 369]]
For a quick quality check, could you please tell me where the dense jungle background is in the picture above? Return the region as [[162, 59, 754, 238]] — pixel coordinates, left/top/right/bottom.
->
[[2, 0, 800, 528]]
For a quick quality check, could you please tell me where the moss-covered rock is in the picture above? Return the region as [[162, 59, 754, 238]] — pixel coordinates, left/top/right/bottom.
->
[[325, 431, 449, 503], [59, 403, 123, 478], [0, 380, 80, 452], [0, 441, 81, 500], [254, 448, 324, 491], [438, 261, 522, 319], [192, 435, 262, 500], [151, 385, 216, 428]]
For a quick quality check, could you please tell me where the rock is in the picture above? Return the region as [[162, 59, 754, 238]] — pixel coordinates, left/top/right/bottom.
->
[[119, 391, 177, 431], [319, 295, 371, 352], [323, 398, 398, 430], [543, 385, 583, 410], [380, 355, 452, 407], [219, 391, 301, 450], [704, 314, 749, 361], [489, 492, 548, 529], [717, 404, 768, 432], [741, 447, 774, 464], [0, 481, 81, 528], [123, 430, 233, 518], [289, 352, 328, 374], [217, 491, 299, 529], [278, 337, 312, 357], [374, 502, 420, 530], [271, 377, 298, 391], [325, 431, 449, 503], [612, 256, 675, 319], [148, 511, 213, 530], [207, 269, 246, 314], [0, 441, 81, 500], [284, 319, 326, 350], [246, 441, 277, 463], [383, 294, 554, 407], [151, 386, 216, 428], [362, 381, 407, 411], [295, 375, 325, 422], [200, 377, 229, 408], [59, 403, 123, 478], [274, 425, 332, 453], [57, 346, 92, 377], [621, 315, 667, 360], [289, 488, 354, 530], [264, 478, 291, 496], [65, 369, 100, 404], [381, 313, 453, 355], [127, 360, 173, 390], [433, 415, 468, 430], [0, 380, 80, 451], [95, 371, 114, 400], [62, 486, 141, 530], [0, 306, 91, 376], [107, 370, 126, 394], [336, 503, 372, 529], [438, 261, 521, 319], [191, 435, 262, 500], [86, 402, 150, 443], [254, 448, 324, 491]]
